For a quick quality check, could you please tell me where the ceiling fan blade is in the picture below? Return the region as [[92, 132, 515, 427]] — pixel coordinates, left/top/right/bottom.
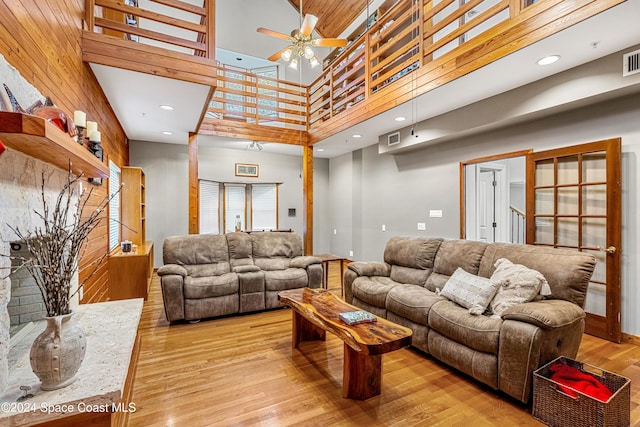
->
[[267, 46, 292, 62], [312, 38, 349, 47], [257, 27, 292, 41], [300, 14, 318, 37]]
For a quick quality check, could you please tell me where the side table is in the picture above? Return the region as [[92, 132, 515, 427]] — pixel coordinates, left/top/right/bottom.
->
[[314, 254, 347, 296]]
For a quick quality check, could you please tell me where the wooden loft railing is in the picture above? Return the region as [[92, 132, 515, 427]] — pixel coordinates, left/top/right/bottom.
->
[[307, 0, 624, 143], [199, 64, 309, 145], [79, 0, 622, 144], [82, 0, 217, 87]]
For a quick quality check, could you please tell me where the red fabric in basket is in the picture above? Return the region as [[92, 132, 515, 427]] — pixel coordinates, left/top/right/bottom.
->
[[549, 361, 613, 403]]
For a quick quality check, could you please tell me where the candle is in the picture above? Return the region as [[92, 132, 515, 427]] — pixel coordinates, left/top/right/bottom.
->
[[73, 110, 86, 128], [86, 121, 97, 136], [89, 130, 101, 142]]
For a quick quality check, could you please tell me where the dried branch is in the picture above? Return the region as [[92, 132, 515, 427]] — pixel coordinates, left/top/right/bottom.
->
[[2, 168, 121, 316]]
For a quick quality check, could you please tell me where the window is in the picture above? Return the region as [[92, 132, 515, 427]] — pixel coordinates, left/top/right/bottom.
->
[[253, 66, 278, 120], [108, 160, 121, 251], [251, 184, 277, 230], [199, 181, 279, 233], [199, 180, 220, 234], [224, 184, 246, 232]]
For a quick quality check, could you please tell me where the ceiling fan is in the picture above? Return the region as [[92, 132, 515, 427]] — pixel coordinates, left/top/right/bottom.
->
[[257, 11, 348, 69]]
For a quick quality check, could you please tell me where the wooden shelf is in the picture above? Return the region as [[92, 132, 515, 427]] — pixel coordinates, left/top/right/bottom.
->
[[0, 112, 109, 178]]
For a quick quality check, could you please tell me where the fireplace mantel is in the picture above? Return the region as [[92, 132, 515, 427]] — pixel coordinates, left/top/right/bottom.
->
[[0, 112, 109, 179]]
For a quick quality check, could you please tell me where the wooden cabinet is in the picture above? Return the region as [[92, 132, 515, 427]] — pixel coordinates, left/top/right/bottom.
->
[[109, 241, 154, 300], [121, 166, 146, 245]]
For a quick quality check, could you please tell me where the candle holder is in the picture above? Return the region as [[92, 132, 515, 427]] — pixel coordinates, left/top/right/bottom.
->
[[88, 139, 103, 161], [75, 126, 86, 145]]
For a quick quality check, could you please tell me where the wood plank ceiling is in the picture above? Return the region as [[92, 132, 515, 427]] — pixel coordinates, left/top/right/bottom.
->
[[286, 0, 372, 38]]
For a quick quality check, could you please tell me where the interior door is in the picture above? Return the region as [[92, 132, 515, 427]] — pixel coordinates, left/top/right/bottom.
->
[[526, 138, 622, 342], [477, 169, 494, 242]]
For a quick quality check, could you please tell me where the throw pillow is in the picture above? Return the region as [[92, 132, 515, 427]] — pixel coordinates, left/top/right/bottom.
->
[[439, 267, 501, 315], [488, 258, 551, 317]]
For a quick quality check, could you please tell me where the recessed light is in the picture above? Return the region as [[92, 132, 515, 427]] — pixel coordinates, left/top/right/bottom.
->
[[395, 116, 407, 122], [162, 131, 172, 135], [352, 134, 362, 138], [317, 148, 325, 152], [537, 55, 560, 65], [159, 105, 174, 111]]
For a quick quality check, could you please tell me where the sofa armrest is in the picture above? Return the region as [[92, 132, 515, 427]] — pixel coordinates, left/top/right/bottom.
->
[[233, 265, 261, 273], [158, 264, 187, 277], [498, 299, 586, 403], [347, 262, 390, 277], [290, 256, 322, 269], [159, 271, 186, 322], [501, 299, 585, 330]]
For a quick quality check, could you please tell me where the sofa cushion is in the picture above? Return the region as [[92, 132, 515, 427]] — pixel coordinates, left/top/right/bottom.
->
[[386, 285, 445, 325], [251, 231, 303, 258], [184, 273, 238, 299], [226, 231, 254, 268], [488, 258, 551, 317], [384, 237, 443, 269], [439, 268, 500, 315], [429, 299, 503, 355], [264, 268, 308, 291], [352, 276, 401, 309], [163, 234, 229, 265], [426, 240, 488, 292], [478, 243, 595, 307], [185, 262, 231, 278], [255, 257, 290, 271], [390, 265, 431, 286]]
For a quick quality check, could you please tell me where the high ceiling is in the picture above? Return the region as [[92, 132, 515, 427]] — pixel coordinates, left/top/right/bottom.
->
[[285, 0, 373, 39], [90, 0, 640, 159]]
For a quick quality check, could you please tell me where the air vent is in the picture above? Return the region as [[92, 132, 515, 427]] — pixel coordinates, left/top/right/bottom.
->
[[388, 132, 400, 146], [623, 49, 640, 77]]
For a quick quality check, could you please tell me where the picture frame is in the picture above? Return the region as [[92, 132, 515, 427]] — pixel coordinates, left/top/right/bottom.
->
[[235, 163, 259, 177]]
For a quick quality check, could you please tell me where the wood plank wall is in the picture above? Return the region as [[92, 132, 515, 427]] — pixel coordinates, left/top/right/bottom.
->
[[0, 0, 129, 303]]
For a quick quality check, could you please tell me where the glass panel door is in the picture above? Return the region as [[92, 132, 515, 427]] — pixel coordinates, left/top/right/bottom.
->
[[526, 138, 622, 342]]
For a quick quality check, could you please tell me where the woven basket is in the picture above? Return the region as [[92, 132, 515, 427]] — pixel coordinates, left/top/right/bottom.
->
[[532, 356, 630, 427]]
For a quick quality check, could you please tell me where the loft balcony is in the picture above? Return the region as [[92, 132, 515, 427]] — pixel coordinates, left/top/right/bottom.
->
[[201, 0, 628, 147], [78, 0, 631, 147], [81, 0, 217, 139]]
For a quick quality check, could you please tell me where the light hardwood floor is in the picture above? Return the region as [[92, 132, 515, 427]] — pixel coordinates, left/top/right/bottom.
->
[[129, 261, 640, 426]]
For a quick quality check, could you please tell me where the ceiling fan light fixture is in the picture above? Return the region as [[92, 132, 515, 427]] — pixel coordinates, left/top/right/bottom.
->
[[310, 55, 320, 68], [303, 45, 315, 59], [282, 48, 293, 62], [289, 57, 299, 70]]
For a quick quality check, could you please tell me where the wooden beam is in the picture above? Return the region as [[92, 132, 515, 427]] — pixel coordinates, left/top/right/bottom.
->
[[199, 119, 309, 145], [303, 145, 313, 255], [188, 132, 199, 234]]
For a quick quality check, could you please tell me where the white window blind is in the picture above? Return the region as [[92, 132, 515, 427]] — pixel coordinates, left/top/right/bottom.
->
[[225, 184, 246, 232], [199, 180, 219, 234], [251, 184, 277, 231], [108, 161, 121, 251]]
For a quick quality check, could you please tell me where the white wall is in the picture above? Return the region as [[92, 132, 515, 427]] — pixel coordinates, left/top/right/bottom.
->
[[329, 92, 640, 335], [129, 140, 331, 266]]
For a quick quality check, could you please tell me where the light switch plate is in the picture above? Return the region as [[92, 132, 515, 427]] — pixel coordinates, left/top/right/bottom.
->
[[417, 222, 426, 230], [382, 224, 386, 232], [349, 250, 354, 257]]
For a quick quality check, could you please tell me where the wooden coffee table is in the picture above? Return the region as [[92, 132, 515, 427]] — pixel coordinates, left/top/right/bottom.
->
[[278, 288, 412, 400]]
